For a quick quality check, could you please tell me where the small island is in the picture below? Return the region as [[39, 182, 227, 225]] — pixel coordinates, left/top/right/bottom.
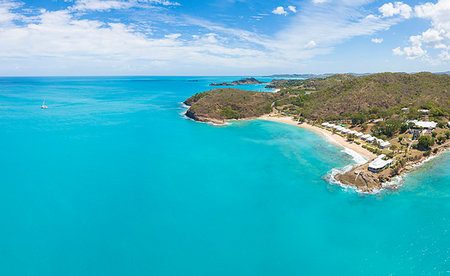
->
[[185, 72, 450, 193], [210, 77, 266, 86]]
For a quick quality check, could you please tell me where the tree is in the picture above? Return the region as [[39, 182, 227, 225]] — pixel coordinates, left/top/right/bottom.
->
[[351, 112, 367, 125], [437, 136, 446, 144], [446, 131, 450, 139], [417, 136, 435, 150]]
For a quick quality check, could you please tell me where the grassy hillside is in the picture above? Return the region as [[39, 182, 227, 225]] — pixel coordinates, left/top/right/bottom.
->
[[272, 72, 450, 121], [184, 88, 274, 122]]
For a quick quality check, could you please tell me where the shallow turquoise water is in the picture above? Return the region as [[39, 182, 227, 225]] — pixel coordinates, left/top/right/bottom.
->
[[0, 77, 448, 275]]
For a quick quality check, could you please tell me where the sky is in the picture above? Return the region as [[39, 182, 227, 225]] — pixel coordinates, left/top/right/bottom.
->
[[0, 0, 449, 75]]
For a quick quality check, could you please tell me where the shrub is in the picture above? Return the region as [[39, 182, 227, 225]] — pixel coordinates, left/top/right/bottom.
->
[[437, 136, 446, 144], [417, 136, 434, 150]]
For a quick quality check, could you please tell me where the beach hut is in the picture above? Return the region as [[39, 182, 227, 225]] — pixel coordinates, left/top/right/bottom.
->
[[321, 123, 327, 127], [341, 129, 350, 134], [366, 136, 375, 143], [355, 132, 364, 138], [361, 134, 371, 140]]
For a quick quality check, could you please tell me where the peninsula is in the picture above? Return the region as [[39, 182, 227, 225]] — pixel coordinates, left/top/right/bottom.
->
[[210, 77, 266, 86], [185, 72, 450, 193]]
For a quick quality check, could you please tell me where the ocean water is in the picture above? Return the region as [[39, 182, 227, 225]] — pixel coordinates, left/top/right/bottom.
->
[[0, 76, 448, 275]]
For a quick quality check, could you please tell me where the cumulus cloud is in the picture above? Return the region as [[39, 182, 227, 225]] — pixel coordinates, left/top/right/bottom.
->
[[0, 0, 443, 75], [272, 6, 287, 15], [379, 2, 412, 18], [288, 6, 297, 13], [392, 0, 450, 62], [371, 38, 383, 43]]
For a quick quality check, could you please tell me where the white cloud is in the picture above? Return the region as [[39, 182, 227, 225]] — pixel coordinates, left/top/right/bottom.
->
[[272, 6, 287, 15], [392, 47, 403, 55], [393, 0, 450, 63], [71, 0, 180, 11], [288, 6, 297, 13], [305, 40, 316, 48], [1, 0, 444, 75], [379, 2, 412, 18], [72, 0, 132, 11], [164, 33, 181, 39], [371, 38, 383, 43], [312, 0, 329, 3], [0, 1, 20, 25]]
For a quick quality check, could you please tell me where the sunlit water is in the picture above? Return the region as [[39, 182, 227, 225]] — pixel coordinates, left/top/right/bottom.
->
[[0, 77, 448, 275]]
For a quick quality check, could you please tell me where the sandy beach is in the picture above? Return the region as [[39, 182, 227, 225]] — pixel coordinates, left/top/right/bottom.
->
[[258, 115, 377, 161]]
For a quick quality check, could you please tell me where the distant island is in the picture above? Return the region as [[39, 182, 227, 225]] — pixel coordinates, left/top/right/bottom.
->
[[185, 72, 450, 193], [210, 77, 266, 86]]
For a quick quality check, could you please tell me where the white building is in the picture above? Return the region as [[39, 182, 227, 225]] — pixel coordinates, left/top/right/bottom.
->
[[355, 132, 364, 138], [368, 154, 393, 173], [379, 141, 391, 149], [408, 120, 437, 129]]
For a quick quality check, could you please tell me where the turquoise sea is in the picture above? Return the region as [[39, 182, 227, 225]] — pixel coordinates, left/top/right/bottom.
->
[[0, 76, 449, 275]]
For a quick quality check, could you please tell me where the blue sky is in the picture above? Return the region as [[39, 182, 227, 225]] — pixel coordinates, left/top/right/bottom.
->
[[0, 0, 449, 75]]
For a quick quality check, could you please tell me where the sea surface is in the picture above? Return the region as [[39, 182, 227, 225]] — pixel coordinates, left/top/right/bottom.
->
[[0, 76, 448, 275]]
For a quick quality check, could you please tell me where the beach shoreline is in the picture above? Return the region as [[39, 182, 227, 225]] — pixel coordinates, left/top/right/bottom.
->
[[258, 114, 377, 161]]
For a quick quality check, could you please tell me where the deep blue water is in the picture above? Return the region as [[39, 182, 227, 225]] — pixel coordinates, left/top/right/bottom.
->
[[0, 77, 448, 275]]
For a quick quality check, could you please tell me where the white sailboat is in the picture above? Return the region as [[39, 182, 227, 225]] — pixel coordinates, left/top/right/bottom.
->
[[41, 99, 48, 109]]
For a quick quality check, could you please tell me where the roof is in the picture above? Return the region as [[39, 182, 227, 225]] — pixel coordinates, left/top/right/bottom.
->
[[410, 120, 437, 129], [369, 155, 393, 170], [380, 141, 390, 147]]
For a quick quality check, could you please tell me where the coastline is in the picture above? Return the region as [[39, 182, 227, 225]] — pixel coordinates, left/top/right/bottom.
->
[[258, 114, 377, 161], [183, 106, 449, 194]]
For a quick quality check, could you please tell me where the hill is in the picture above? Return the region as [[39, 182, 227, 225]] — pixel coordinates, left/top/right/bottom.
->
[[271, 72, 450, 121], [184, 88, 275, 123]]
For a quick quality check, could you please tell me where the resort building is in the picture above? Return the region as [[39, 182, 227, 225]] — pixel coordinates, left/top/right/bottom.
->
[[379, 141, 391, 149], [355, 132, 364, 138], [366, 136, 375, 143], [368, 154, 393, 173], [408, 120, 437, 129], [418, 109, 430, 113]]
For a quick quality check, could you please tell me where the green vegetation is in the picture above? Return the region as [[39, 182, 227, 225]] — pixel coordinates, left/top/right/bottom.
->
[[416, 136, 435, 150], [184, 88, 274, 121], [371, 119, 408, 138], [268, 72, 450, 121]]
